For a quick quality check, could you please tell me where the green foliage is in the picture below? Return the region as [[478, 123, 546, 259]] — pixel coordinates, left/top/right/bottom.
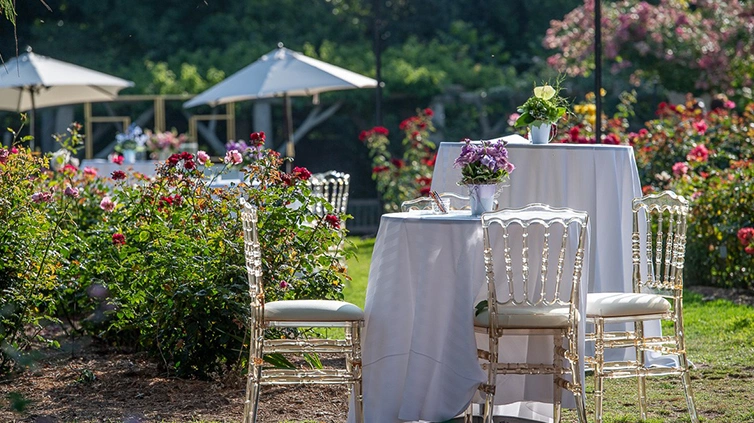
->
[[144, 61, 225, 95], [360, 108, 436, 212]]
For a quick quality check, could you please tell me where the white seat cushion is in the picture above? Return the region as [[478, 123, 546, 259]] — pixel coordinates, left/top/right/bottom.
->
[[474, 304, 571, 329], [586, 292, 671, 318], [265, 300, 364, 322]]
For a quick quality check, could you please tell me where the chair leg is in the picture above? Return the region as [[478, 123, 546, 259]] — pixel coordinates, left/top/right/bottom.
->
[[483, 330, 498, 423], [635, 320, 648, 420], [675, 314, 699, 423], [243, 323, 264, 423], [463, 403, 474, 423], [347, 322, 364, 423], [594, 319, 605, 423], [553, 333, 564, 423]]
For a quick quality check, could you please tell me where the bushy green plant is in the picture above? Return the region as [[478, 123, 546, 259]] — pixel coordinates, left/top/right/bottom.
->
[[0, 124, 85, 373], [361, 108, 436, 212], [64, 133, 352, 378]]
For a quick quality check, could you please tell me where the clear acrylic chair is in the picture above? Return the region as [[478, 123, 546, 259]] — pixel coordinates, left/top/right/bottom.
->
[[470, 203, 590, 423], [239, 198, 364, 423], [400, 192, 471, 212], [309, 170, 350, 215], [585, 190, 698, 423]]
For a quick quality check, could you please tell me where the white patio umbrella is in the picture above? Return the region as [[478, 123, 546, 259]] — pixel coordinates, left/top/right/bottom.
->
[[183, 46, 377, 169], [0, 52, 134, 147]]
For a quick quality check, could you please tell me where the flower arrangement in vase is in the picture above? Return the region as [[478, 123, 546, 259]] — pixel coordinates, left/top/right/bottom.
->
[[453, 138, 515, 215], [114, 124, 148, 163], [514, 78, 569, 144], [146, 129, 188, 160]]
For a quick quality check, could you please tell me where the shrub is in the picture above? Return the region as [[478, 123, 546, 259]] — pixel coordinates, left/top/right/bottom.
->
[[361, 108, 436, 212], [0, 124, 85, 373], [64, 134, 352, 378]]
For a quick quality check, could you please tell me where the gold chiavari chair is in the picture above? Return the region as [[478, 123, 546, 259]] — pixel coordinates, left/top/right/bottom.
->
[[469, 203, 590, 423], [585, 190, 698, 423], [239, 198, 364, 423]]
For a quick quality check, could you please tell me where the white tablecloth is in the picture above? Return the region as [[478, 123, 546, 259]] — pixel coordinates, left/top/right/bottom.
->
[[351, 142, 650, 423], [354, 211, 589, 423]]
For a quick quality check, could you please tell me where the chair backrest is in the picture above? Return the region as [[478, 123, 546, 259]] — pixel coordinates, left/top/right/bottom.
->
[[401, 197, 434, 212], [481, 203, 589, 309], [240, 198, 264, 305], [632, 190, 689, 293], [400, 192, 471, 212], [310, 171, 350, 215], [440, 192, 470, 210]]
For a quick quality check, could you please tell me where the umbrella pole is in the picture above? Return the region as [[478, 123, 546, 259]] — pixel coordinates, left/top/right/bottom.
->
[[284, 93, 294, 173], [30, 89, 36, 151]]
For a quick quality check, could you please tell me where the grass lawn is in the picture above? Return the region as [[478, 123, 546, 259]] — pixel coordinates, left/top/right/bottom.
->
[[343, 237, 754, 423]]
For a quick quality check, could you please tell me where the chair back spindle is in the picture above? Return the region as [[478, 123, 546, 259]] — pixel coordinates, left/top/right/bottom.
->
[[632, 191, 689, 293]]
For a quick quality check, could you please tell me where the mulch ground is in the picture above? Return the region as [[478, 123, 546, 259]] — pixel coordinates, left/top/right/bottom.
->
[[0, 332, 349, 423]]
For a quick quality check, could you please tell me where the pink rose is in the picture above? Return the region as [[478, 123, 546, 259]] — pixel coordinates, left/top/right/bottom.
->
[[692, 120, 708, 135], [110, 154, 124, 165], [197, 150, 210, 165], [64, 186, 80, 198], [31, 191, 53, 203], [224, 149, 243, 165], [687, 144, 709, 163], [100, 196, 115, 212], [672, 162, 689, 176], [83, 167, 98, 178]]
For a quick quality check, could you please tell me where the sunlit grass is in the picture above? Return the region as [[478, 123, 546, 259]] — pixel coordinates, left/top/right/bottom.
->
[[341, 238, 754, 422]]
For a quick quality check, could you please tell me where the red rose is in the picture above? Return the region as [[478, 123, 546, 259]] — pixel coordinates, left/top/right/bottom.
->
[[112, 233, 126, 246], [180, 151, 193, 161], [184, 160, 196, 170], [603, 133, 621, 145], [292, 166, 312, 181], [111, 170, 127, 180], [373, 126, 389, 136], [359, 130, 370, 142], [419, 186, 431, 195], [111, 155, 124, 165], [167, 153, 182, 167], [324, 214, 340, 229], [390, 158, 404, 169], [372, 166, 389, 174], [423, 108, 434, 117]]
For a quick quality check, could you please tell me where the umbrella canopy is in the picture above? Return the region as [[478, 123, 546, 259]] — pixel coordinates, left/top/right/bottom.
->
[[0, 52, 134, 111], [184, 47, 376, 171], [183, 47, 377, 108], [0, 52, 134, 146]]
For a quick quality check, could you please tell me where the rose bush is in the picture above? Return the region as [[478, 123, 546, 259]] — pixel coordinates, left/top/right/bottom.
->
[[1, 127, 352, 378], [0, 124, 87, 373], [361, 108, 437, 212]]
